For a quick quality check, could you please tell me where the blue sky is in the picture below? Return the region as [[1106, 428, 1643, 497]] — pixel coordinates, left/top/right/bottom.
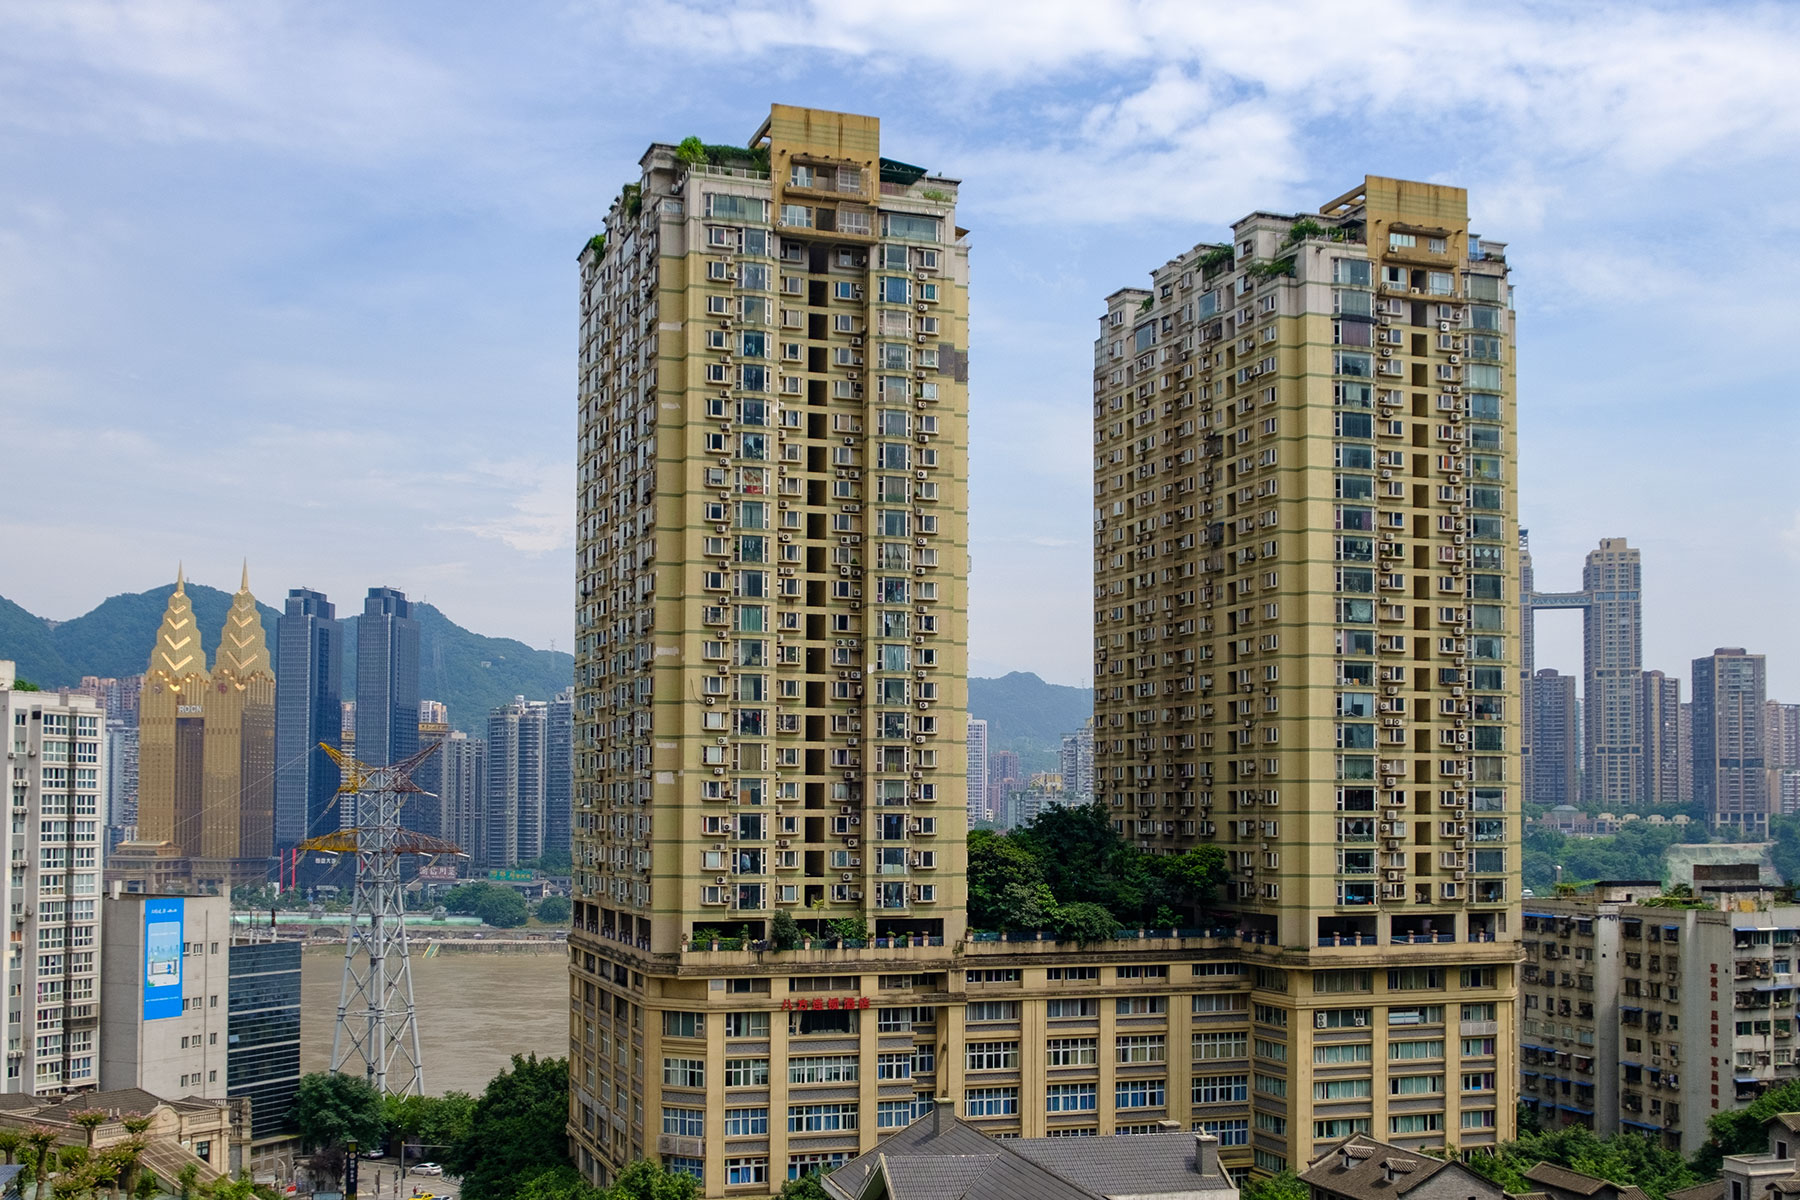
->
[[4, 0, 1800, 694]]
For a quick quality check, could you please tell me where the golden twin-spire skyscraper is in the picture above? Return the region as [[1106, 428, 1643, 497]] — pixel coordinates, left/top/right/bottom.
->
[[131, 563, 276, 887]]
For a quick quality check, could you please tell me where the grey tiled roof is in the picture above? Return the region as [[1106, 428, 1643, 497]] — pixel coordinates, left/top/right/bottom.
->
[[824, 1113, 1235, 1200], [1301, 1135, 1498, 1200], [1013, 1131, 1236, 1196]]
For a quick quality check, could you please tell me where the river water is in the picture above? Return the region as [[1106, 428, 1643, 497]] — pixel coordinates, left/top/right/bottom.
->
[[300, 946, 571, 1096]]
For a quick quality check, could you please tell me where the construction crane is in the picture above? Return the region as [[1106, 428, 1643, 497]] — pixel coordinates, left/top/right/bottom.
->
[[300, 740, 463, 1096]]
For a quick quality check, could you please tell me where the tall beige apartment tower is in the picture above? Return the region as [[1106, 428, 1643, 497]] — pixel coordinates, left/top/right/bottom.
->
[[1091, 178, 1522, 1166], [570, 105, 969, 1190]]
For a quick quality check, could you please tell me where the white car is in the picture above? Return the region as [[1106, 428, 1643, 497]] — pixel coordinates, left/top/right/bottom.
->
[[415, 1164, 443, 1177]]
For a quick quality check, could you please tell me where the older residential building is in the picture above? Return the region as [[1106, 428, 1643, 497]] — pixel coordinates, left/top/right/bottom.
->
[[98, 891, 231, 1098], [1298, 1133, 1504, 1200], [1090, 177, 1521, 1168], [3, 665, 105, 1094], [1521, 877, 1800, 1155], [1693, 649, 1768, 831]]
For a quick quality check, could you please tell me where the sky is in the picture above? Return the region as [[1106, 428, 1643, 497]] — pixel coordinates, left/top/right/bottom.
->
[[4, 0, 1800, 692]]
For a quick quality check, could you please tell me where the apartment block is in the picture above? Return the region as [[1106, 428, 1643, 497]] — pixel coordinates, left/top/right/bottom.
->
[[1531, 670, 1579, 809], [569, 104, 972, 1192], [1641, 671, 1683, 807], [3, 665, 105, 1093], [1090, 177, 1521, 1168], [1521, 879, 1800, 1155], [1581, 540, 1643, 806], [98, 891, 231, 1098], [486, 696, 547, 870], [1693, 648, 1768, 831], [1061, 719, 1095, 803], [964, 719, 988, 827], [1767, 703, 1800, 771]]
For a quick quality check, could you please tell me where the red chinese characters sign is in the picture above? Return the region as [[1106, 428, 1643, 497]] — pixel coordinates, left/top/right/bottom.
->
[[781, 996, 870, 1011]]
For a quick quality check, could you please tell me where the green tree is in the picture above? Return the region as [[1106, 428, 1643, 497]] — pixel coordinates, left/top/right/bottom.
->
[[0, 1130, 23, 1164], [674, 136, 707, 166], [414, 1092, 476, 1162], [601, 1160, 699, 1200], [510, 1167, 604, 1200], [1697, 1076, 1800, 1174], [1240, 1169, 1308, 1200], [444, 1055, 573, 1200], [290, 1073, 385, 1181], [1770, 815, 1800, 885], [535, 895, 572, 925], [1047, 901, 1120, 944], [965, 830, 1053, 932], [770, 909, 802, 951], [24, 1125, 59, 1200], [475, 888, 530, 929], [776, 1172, 832, 1199]]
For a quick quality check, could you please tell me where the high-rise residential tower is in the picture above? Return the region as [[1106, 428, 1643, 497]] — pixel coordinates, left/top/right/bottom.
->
[[1059, 718, 1094, 802], [438, 730, 484, 855], [964, 718, 988, 826], [1763, 701, 1800, 771], [1580, 540, 1643, 806], [570, 105, 970, 1189], [3, 663, 106, 1093], [1530, 670, 1579, 808], [485, 696, 546, 869], [547, 688, 574, 860], [1639, 671, 1683, 807], [1692, 648, 1768, 831], [275, 588, 341, 850], [1091, 178, 1520, 1158], [355, 587, 420, 769]]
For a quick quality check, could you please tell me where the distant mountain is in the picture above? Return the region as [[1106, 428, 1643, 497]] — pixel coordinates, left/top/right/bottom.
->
[[0, 584, 571, 736], [969, 672, 1094, 775]]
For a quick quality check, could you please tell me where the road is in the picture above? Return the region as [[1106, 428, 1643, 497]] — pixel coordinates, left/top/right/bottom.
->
[[347, 1158, 461, 1200]]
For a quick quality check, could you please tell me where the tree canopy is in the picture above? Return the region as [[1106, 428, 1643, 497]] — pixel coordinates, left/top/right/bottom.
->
[[290, 1073, 386, 1155], [1459, 1126, 1696, 1200], [966, 804, 1227, 934], [444, 1055, 574, 1200], [440, 881, 531, 929]]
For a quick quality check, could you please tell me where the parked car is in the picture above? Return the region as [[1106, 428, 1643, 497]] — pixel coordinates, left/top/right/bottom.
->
[[415, 1164, 444, 1177]]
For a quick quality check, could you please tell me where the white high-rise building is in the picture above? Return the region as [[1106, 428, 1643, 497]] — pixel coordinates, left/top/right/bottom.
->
[[486, 697, 547, 869], [965, 718, 989, 825], [3, 662, 105, 1094]]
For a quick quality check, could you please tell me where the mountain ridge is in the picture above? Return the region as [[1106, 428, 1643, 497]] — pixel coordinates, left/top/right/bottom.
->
[[0, 584, 573, 735]]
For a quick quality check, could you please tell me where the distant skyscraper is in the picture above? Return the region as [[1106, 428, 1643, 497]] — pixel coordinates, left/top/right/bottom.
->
[[438, 731, 484, 854], [134, 568, 275, 884], [1059, 719, 1094, 802], [1639, 671, 1682, 806], [411, 703, 451, 839], [104, 716, 138, 834], [987, 749, 1021, 822], [546, 689, 573, 863], [73, 675, 141, 723], [1530, 670, 1580, 808], [965, 718, 989, 826], [1764, 701, 1800, 770], [1679, 701, 1694, 803], [274, 587, 341, 850], [355, 587, 419, 769], [485, 697, 546, 869], [1693, 647, 1768, 831], [1520, 530, 1536, 803], [1581, 539, 1643, 806]]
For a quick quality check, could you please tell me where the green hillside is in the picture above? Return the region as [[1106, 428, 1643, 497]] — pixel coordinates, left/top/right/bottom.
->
[[968, 672, 1094, 775], [0, 594, 69, 684], [0, 585, 571, 736]]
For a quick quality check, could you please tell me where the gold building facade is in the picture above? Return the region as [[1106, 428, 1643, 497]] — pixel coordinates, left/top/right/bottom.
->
[[130, 568, 275, 889], [1089, 178, 1523, 1167]]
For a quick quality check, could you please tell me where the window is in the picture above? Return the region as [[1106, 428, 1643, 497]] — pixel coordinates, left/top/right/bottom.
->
[[1047, 1083, 1098, 1113], [724, 1012, 770, 1039], [967, 1001, 1019, 1022], [1047, 1038, 1098, 1067], [1315, 1078, 1372, 1101], [966, 1041, 1018, 1071], [1315, 1118, 1372, 1141], [1117, 1035, 1167, 1064], [965, 1087, 1018, 1118], [1315, 1042, 1373, 1065], [788, 1056, 858, 1084], [1390, 1113, 1445, 1134], [662, 1108, 704, 1137], [663, 1012, 704, 1038], [724, 1107, 768, 1137], [877, 1053, 913, 1080], [1194, 1032, 1248, 1060], [1389, 232, 1417, 249], [1388, 967, 1444, 990], [1197, 1118, 1249, 1147], [662, 1058, 705, 1087], [724, 1058, 769, 1087], [788, 1103, 857, 1133], [1046, 998, 1098, 1019], [1193, 1074, 1248, 1104], [1116, 1079, 1166, 1109], [1389, 1040, 1445, 1061], [1390, 1074, 1443, 1095], [726, 1158, 768, 1186], [1116, 996, 1167, 1016], [878, 1100, 918, 1129]]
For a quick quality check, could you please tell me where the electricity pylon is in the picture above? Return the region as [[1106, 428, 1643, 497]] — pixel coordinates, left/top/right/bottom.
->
[[302, 741, 462, 1096]]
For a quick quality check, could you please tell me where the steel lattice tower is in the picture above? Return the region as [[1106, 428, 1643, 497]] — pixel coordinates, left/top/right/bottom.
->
[[305, 741, 460, 1096]]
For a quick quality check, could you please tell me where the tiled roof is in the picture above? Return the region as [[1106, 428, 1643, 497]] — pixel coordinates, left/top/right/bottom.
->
[[1300, 1135, 1493, 1200], [1664, 1182, 1725, 1200], [1013, 1131, 1237, 1196]]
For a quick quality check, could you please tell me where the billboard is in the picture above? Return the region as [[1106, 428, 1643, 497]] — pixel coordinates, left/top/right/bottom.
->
[[417, 864, 459, 881], [143, 897, 184, 1020], [487, 868, 536, 882]]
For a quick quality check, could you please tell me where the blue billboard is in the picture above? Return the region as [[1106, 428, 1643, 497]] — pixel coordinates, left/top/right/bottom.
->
[[143, 897, 184, 1020]]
